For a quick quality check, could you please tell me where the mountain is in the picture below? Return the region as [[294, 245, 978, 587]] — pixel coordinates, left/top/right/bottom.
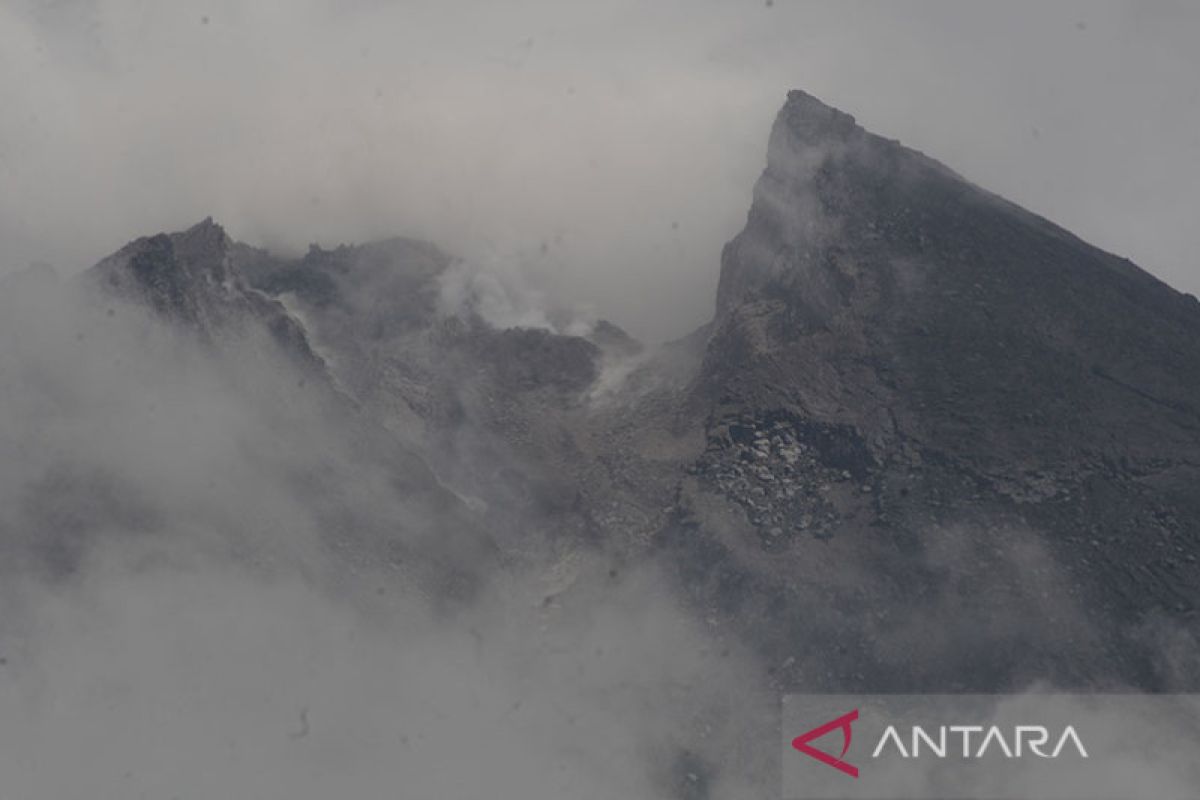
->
[[58, 89, 1200, 696], [73, 217, 498, 601], [668, 90, 1200, 691], [87, 217, 322, 368]]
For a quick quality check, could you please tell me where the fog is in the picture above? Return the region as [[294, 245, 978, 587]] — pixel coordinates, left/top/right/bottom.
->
[[0, 270, 776, 799], [0, 201, 1194, 800], [0, 553, 774, 799], [3, 1, 1199, 342], [2, 4, 1199, 797]]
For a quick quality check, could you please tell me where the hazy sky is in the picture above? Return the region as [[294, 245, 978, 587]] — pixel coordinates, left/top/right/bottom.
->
[[2, 0, 1198, 341]]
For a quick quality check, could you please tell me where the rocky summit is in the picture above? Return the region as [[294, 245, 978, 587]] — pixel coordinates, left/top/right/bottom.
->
[[672, 90, 1200, 691], [65, 90, 1200, 693]]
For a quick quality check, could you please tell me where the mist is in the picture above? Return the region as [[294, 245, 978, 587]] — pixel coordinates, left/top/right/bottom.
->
[[2, 4, 1199, 798], [0, 268, 778, 799], [0, 552, 775, 799], [3, 1, 1200, 342]]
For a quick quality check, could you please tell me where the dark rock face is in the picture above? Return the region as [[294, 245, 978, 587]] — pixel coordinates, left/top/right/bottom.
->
[[589, 319, 645, 358], [88, 223, 633, 559], [75, 219, 499, 602], [669, 90, 1200, 691], [466, 328, 600, 393], [88, 218, 322, 369], [239, 237, 450, 325]]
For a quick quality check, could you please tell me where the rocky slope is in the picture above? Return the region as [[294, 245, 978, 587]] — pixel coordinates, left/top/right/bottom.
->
[[63, 89, 1200, 696], [667, 90, 1200, 691], [73, 217, 498, 602]]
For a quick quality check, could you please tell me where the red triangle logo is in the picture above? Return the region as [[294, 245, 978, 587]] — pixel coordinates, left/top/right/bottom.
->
[[791, 708, 859, 778]]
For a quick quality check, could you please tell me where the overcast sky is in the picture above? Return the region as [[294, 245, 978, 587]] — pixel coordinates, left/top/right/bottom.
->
[[2, 0, 1198, 341]]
